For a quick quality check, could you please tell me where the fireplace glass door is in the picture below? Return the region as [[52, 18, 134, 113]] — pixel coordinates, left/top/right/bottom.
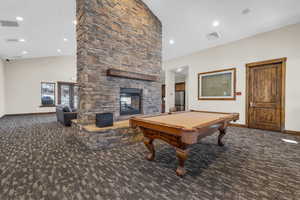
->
[[120, 88, 142, 116]]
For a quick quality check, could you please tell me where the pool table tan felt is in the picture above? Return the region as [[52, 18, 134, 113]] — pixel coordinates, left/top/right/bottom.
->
[[130, 110, 239, 176]]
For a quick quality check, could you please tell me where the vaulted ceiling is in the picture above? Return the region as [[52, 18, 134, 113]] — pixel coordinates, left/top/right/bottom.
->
[[144, 0, 300, 60], [0, 0, 300, 61]]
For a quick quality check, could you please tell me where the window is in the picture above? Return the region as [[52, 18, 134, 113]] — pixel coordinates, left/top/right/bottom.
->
[[41, 82, 56, 107]]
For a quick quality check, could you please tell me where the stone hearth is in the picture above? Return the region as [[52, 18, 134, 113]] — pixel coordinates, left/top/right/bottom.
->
[[72, 120, 143, 150], [76, 0, 162, 124]]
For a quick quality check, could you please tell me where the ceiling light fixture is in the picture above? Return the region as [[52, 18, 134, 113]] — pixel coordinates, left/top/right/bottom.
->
[[212, 20, 220, 27], [169, 39, 175, 45], [16, 16, 24, 22], [19, 38, 26, 42], [176, 68, 183, 73], [63, 38, 68, 42], [281, 139, 298, 144], [57, 49, 62, 53], [22, 51, 28, 55]]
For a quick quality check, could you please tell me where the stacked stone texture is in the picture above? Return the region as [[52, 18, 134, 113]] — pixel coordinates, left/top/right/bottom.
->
[[72, 123, 143, 150], [77, 0, 162, 124]]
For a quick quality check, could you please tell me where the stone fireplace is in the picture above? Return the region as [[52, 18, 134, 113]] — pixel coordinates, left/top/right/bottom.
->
[[76, 0, 162, 124]]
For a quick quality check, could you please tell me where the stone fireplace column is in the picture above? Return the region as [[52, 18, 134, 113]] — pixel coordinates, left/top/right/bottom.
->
[[76, 0, 162, 124]]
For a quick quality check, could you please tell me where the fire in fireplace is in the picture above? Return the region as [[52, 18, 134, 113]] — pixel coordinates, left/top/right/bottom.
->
[[120, 88, 142, 116]]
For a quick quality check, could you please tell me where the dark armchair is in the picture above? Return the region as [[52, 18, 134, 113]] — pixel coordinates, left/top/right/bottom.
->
[[56, 105, 77, 126]]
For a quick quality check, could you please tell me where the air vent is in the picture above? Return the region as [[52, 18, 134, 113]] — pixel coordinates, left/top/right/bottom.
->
[[242, 8, 251, 15], [10, 56, 23, 59], [3, 56, 23, 61], [206, 32, 221, 40], [6, 38, 20, 43], [0, 20, 19, 27]]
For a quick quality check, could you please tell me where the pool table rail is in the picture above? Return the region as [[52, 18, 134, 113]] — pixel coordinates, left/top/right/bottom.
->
[[130, 110, 239, 133], [130, 117, 184, 136]]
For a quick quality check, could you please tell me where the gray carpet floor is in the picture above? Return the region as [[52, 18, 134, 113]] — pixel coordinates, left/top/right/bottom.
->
[[0, 114, 299, 200]]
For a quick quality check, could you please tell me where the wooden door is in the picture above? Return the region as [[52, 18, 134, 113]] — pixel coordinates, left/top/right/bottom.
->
[[246, 58, 286, 131]]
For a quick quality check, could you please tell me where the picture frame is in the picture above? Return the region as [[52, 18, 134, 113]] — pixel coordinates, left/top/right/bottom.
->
[[198, 68, 236, 100]]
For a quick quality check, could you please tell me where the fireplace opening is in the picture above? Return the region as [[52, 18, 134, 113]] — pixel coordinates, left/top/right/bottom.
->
[[120, 88, 142, 116]]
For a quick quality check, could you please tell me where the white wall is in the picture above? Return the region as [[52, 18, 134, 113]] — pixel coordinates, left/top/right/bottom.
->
[[0, 59, 5, 117], [4, 56, 76, 115], [165, 70, 175, 112], [164, 23, 300, 131]]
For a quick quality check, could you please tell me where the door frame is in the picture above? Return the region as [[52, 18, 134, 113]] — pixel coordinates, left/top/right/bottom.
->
[[245, 57, 287, 131], [175, 82, 186, 111], [57, 81, 77, 105]]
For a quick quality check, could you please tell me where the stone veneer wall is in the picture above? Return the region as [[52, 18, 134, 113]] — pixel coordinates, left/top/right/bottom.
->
[[71, 123, 143, 150], [77, 0, 162, 124]]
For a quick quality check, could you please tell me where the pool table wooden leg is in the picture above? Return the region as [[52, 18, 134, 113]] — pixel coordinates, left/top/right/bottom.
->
[[218, 128, 226, 146], [144, 137, 155, 161], [176, 148, 189, 177]]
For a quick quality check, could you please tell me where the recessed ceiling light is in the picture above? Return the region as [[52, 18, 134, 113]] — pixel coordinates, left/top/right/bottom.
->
[[57, 49, 62, 53], [176, 68, 183, 73], [169, 39, 175, 45], [73, 20, 77, 25], [281, 139, 298, 144], [242, 8, 251, 15], [63, 38, 68, 42], [22, 51, 28, 55], [212, 20, 220, 27], [16, 16, 24, 22], [19, 38, 26, 42]]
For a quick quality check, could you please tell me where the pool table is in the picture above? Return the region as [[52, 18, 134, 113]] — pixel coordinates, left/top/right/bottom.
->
[[130, 110, 239, 176]]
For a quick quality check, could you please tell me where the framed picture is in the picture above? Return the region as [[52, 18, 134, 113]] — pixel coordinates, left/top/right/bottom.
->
[[198, 68, 236, 100]]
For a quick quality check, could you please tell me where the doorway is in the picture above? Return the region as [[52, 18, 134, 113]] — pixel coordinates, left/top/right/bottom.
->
[[57, 82, 78, 109], [161, 85, 165, 113], [161, 82, 186, 112], [246, 58, 286, 132], [175, 82, 185, 111]]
